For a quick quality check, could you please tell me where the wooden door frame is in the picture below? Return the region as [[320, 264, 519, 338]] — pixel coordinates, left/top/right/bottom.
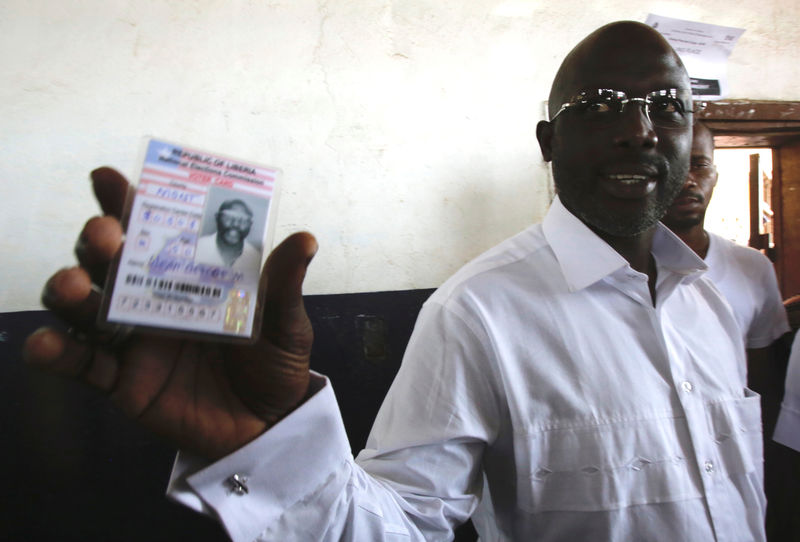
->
[[698, 101, 800, 297], [698, 100, 800, 147]]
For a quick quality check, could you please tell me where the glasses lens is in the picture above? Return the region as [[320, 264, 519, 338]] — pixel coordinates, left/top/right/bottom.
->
[[646, 90, 691, 128], [220, 212, 252, 227], [573, 90, 624, 118]]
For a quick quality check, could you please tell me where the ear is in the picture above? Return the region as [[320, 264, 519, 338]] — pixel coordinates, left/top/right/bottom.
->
[[536, 120, 553, 162]]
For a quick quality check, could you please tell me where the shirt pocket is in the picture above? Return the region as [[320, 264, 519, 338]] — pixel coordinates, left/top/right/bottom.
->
[[705, 388, 764, 483], [516, 414, 705, 514]]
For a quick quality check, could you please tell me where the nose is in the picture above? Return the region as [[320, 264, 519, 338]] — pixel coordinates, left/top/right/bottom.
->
[[677, 177, 695, 193], [612, 102, 658, 150]]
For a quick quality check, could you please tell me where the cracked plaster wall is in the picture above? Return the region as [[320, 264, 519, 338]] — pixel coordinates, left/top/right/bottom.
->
[[2, 0, 799, 310]]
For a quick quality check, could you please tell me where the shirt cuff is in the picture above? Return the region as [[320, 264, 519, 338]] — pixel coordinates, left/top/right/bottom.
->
[[166, 372, 352, 542], [773, 390, 800, 452]]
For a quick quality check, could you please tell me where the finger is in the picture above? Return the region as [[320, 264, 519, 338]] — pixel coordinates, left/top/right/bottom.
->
[[109, 336, 183, 420], [259, 231, 318, 351], [42, 267, 102, 330], [74, 215, 124, 285], [23, 327, 120, 391], [91, 167, 131, 219]]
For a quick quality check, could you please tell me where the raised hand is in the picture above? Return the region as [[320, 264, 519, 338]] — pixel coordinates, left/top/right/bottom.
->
[[23, 167, 318, 460]]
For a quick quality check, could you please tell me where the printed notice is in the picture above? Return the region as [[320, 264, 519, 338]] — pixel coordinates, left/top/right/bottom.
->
[[646, 14, 745, 100], [102, 138, 281, 342]]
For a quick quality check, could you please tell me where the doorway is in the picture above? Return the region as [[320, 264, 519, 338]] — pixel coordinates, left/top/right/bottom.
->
[[700, 100, 800, 298], [706, 147, 772, 248]]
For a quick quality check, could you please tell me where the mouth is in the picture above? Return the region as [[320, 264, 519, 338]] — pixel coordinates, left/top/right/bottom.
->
[[600, 172, 658, 199], [222, 228, 244, 243], [670, 192, 703, 207]]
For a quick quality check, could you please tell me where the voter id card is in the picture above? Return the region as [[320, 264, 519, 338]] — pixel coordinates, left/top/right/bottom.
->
[[100, 138, 282, 343]]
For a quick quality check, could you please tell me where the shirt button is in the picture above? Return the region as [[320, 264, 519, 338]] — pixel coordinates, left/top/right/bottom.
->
[[704, 461, 714, 474], [681, 381, 694, 393]]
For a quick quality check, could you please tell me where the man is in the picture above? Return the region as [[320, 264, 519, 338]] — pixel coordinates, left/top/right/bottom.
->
[[661, 122, 789, 369], [195, 199, 261, 273], [23, 21, 766, 540]]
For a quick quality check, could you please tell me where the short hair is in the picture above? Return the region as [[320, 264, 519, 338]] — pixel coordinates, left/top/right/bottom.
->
[[217, 199, 253, 217]]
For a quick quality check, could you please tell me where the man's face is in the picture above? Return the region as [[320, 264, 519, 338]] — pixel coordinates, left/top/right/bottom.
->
[[216, 204, 253, 246], [539, 38, 693, 238], [661, 125, 718, 229]]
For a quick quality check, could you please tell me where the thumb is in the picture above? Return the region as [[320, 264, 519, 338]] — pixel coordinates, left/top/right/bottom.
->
[[259, 231, 318, 351], [226, 232, 317, 424]]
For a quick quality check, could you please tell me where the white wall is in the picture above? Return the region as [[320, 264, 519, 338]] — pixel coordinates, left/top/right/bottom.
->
[[2, 0, 799, 311]]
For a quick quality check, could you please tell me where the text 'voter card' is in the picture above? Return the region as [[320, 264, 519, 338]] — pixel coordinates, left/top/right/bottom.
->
[[101, 138, 282, 343]]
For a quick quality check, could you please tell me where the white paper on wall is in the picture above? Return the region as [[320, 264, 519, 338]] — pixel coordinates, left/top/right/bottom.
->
[[646, 14, 745, 100]]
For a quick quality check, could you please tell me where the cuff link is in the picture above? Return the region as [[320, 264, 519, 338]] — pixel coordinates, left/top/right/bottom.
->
[[225, 473, 249, 496]]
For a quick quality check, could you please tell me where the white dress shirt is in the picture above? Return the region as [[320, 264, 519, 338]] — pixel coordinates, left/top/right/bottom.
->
[[168, 197, 766, 541], [195, 234, 262, 275], [774, 332, 800, 452], [704, 231, 789, 349]]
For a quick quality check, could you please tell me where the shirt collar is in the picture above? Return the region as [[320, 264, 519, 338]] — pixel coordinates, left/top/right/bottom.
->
[[542, 196, 707, 292]]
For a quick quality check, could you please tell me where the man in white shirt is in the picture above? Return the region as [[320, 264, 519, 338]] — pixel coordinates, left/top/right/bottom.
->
[[661, 122, 790, 361], [24, 21, 768, 540], [195, 199, 262, 274]]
